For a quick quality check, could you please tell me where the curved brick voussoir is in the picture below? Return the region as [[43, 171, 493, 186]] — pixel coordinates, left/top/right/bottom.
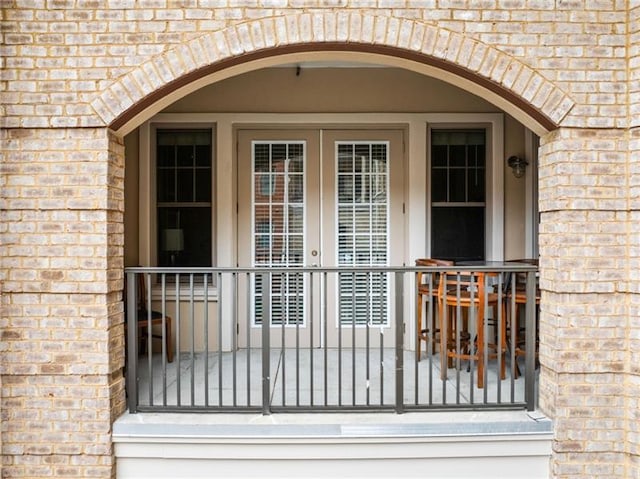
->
[[92, 12, 574, 136]]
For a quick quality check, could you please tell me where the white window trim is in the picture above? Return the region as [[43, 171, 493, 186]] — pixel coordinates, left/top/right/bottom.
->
[[138, 122, 217, 299], [426, 121, 504, 261], [524, 129, 539, 259]]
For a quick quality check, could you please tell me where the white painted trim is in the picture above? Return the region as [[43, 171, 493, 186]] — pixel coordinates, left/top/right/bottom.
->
[[524, 130, 539, 259], [424, 117, 504, 262], [138, 122, 152, 266], [113, 410, 552, 478], [152, 112, 501, 125]]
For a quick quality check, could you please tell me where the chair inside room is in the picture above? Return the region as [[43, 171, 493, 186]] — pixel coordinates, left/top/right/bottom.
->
[[505, 259, 540, 377], [437, 270, 506, 388], [127, 273, 174, 363], [415, 258, 454, 361]]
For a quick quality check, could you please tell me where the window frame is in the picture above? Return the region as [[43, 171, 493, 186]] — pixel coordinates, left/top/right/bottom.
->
[[139, 122, 217, 291], [155, 128, 213, 269], [426, 121, 503, 262]]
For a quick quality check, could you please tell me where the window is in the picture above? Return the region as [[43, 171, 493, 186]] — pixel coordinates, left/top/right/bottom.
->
[[156, 129, 212, 267], [337, 142, 389, 326], [430, 129, 486, 262], [252, 141, 305, 325]]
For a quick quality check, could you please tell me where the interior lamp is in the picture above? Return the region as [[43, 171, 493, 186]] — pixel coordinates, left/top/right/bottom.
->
[[163, 228, 184, 266]]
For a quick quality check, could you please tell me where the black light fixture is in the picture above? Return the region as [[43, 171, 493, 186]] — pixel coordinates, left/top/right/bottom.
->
[[507, 155, 528, 178]]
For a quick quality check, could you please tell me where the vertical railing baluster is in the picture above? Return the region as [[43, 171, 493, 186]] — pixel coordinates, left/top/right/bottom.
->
[[218, 272, 223, 407], [309, 271, 314, 407], [351, 271, 356, 407], [126, 272, 138, 413], [338, 272, 342, 407], [261, 272, 271, 415], [414, 269, 419, 406], [366, 271, 371, 407], [509, 273, 516, 404], [427, 271, 434, 405], [175, 273, 180, 406], [146, 272, 153, 406], [281, 272, 286, 407], [441, 272, 447, 405], [497, 274, 503, 404], [323, 272, 328, 407], [204, 273, 209, 407], [467, 273, 474, 405], [190, 273, 195, 406], [295, 271, 300, 407], [161, 273, 167, 407], [379, 272, 384, 406], [232, 272, 237, 408], [246, 272, 251, 407], [483, 273, 489, 404], [525, 270, 536, 411], [394, 272, 404, 414], [455, 272, 462, 405]]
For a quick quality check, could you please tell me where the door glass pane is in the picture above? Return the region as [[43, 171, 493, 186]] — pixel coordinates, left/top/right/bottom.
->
[[336, 142, 389, 326], [253, 142, 305, 326]]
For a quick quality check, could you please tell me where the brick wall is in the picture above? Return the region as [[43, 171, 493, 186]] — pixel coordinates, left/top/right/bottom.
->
[[0, 2, 627, 129], [538, 127, 633, 477], [627, 4, 639, 477], [0, 128, 125, 477], [0, 1, 638, 478]]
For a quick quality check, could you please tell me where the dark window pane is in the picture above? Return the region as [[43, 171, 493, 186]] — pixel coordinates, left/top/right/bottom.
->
[[177, 145, 193, 167], [476, 144, 486, 167], [157, 206, 212, 267], [157, 145, 174, 167], [355, 144, 370, 173], [431, 168, 447, 202], [338, 144, 353, 172], [254, 144, 270, 172], [195, 168, 211, 202], [177, 169, 193, 202], [271, 144, 286, 170], [449, 144, 466, 167], [431, 206, 485, 262], [468, 168, 485, 202], [431, 145, 448, 167], [195, 145, 210, 167], [449, 168, 466, 202], [288, 174, 303, 203], [157, 169, 175, 202]]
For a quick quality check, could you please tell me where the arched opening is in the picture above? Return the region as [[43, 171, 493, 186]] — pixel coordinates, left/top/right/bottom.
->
[[119, 47, 549, 411]]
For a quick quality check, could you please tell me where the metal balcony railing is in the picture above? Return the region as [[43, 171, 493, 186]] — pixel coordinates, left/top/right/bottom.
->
[[125, 264, 538, 413]]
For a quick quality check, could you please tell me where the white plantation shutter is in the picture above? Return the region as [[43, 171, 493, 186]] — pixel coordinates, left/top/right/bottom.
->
[[253, 142, 305, 326], [336, 142, 389, 326]]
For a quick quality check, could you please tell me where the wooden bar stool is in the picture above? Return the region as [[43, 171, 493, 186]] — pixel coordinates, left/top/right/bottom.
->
[[437, 271, 506, 388], [415, 258, 454, 361]]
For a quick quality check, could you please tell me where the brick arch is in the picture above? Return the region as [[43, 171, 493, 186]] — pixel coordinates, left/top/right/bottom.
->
[[93, 12, 574, 136]]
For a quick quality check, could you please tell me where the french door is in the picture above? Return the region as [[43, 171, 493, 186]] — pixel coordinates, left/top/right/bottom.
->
[[237, 129, 404, 348]]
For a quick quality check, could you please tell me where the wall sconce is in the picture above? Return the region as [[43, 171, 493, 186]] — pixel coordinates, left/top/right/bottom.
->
[[507, 156, 528, 178]]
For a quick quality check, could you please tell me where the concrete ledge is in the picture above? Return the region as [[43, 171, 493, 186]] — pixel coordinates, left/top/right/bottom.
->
[[114, 411, 552, 478]]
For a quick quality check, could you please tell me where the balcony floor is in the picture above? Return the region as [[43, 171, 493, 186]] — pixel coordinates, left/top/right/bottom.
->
[[135, 348, 536, 410]]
